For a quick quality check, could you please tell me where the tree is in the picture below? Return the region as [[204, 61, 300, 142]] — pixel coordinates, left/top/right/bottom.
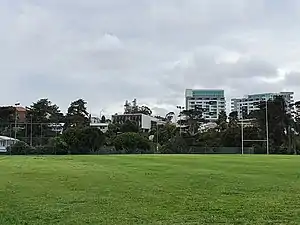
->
[[250, 96, 289, 154], [120, 120, 139, 133], [64, 99, 89, 129], [160, 135, 188, 154], [26, 99, 64, 146], [0, 106, 15, 136], [216, 111, 228, 132], [165, 112, 175, 123], [48, 136, 69, 155], [228, 111, 239, 128], [100, 115, 106, 123], [180, 108, 203, 135], [62, 127, 105, 154], [113, 132, 151, 154], [138, 106, 152, 116], [78, 127, 106, 153], [152, 123, 177, 145]]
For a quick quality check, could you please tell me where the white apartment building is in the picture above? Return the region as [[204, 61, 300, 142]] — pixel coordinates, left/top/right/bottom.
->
[[185, 89, 226, 121], [90, 116, 109, 133], [231, 92, 294, 119]]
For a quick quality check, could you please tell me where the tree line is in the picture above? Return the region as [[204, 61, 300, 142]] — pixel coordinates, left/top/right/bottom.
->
[[1, 96, 300, 155]]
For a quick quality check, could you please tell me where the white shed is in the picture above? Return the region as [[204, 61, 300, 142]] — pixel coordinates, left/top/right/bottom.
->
[[0, 136, 18, 152]]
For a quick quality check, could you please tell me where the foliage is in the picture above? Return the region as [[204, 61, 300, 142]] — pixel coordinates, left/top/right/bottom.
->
[[165, 112, 175, 123], [216, 111, 228, 132], [113, 132, 152, 153], [250, 96, 289, 154], [180, 109, 203, 135], [8, 141, 34, 155], [25, 98, 64, 145], [100, 115, 106, 123], [48, 136, 69, 155], [120, 120, 139, 133], [124, 99, 152, 115], [62, 127, 105, 154], [160, 135, 188, 154], [64, 99, 90, 129], [152, 123, 177, 146], [0, 106, 15, 136]]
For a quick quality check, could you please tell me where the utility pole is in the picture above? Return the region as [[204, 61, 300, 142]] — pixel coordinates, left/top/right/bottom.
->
[[14, 102, 20, 140]]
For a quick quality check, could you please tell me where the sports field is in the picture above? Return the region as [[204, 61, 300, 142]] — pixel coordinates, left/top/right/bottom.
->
[[0, 155, 300, 225]]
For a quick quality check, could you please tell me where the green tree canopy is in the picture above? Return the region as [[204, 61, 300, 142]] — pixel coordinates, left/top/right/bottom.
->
[[113, 132, 151, 154], [64, 99, 90, 129]]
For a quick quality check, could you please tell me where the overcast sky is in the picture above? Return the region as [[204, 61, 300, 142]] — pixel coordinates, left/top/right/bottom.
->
[[1, 0, 300, 117]]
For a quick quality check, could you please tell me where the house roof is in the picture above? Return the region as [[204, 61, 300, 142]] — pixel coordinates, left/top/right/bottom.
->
[[0, 136, 18, 141], [15, 106, 26, 112]]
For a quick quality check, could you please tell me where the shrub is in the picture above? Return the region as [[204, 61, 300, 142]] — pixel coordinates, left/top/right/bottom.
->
[[7, 141, 34, 155]]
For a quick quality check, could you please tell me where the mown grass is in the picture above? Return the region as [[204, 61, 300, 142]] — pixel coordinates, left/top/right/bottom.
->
[[0, 155, 300, 224]]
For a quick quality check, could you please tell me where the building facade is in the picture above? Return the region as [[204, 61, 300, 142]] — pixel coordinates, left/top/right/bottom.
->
[[231, 92, 294, 119], [185, 89, 226, 121], [112, 113, 162, 132], [90, 116, 109, 133]]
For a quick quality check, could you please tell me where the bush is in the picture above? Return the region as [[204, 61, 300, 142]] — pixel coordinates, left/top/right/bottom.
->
[[7, 141, 34, 155]]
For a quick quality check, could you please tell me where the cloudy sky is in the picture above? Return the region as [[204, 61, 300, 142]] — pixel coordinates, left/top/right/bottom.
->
[[1, 0, 300, 117]]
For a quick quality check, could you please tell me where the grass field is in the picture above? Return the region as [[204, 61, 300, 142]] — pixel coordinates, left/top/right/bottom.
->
[[0, 155, 300, 225]]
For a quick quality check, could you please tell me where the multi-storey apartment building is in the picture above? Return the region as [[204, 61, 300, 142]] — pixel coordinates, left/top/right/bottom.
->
[[231, 92, 294, 119], [185, 89, 226, 121]]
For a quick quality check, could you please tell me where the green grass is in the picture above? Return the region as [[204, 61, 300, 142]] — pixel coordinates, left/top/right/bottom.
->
[[1, 155, 300, 225]]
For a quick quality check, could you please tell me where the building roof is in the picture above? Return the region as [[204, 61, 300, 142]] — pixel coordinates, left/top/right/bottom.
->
[[15, 106, 26, 112], [0, 136, 18, 141]]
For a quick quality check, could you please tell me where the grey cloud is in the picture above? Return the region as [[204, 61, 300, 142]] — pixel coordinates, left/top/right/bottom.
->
[[1, 0, 300, 116]]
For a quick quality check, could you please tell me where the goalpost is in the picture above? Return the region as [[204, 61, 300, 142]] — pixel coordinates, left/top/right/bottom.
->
[[240, 117, 269, 155]]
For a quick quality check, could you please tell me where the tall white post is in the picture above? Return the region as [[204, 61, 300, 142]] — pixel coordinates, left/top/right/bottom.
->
[[266, 99, 269, 155], [241, 116, 244, 155]]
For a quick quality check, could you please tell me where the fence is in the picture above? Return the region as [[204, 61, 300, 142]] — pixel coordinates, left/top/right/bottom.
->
[[0, 122, 63, 146]]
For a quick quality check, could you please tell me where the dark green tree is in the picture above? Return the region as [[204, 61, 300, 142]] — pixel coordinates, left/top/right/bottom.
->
[[138, 106, 152, 116], [0, 106, 15, 136], [165, 112, 175, 123], [250, 96, 289, 154], [62, 127, 105, 154], [152, 123, 177, 146], [160, 134, 188, 154], [64, 99, 89, 129], [180, 108, 203, 135], [120, 120, 139, 133], [100, 115, 106, 123], [216, 111, 228, 132], [113, 132, 151, 154], [26, 99, 64, 146]]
